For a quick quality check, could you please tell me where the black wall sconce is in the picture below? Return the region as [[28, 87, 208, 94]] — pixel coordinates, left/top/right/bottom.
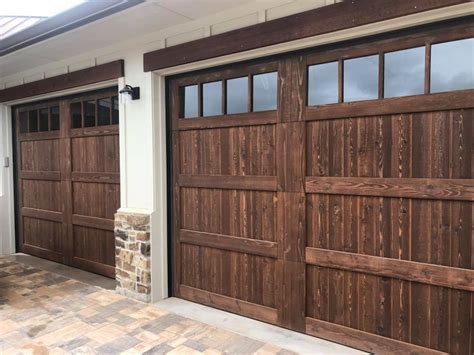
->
[[119, 84, 140, 103]]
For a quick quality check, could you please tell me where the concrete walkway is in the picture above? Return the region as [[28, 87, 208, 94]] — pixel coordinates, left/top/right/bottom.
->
[[0, 255, 363, 354]]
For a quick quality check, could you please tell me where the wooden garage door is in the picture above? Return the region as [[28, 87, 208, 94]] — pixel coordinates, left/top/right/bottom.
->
[[15, 88, 120, 277], [170, 21, 473, 354]]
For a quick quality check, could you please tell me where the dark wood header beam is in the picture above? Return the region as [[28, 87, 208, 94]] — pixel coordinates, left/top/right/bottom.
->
[[143, 0, 468, 72], [0, 60, 124, 102]]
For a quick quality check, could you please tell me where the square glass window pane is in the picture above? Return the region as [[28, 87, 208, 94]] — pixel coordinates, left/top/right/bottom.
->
[[308, 61, 338, 105], [431, 38, 474, 93], [39, 108, 49, 131], [84, 100, 96, 127], [98, 98, 111, 126], [184, 85, 198, 118], [343, 55, 379, 102], [203, 81, 222, 116], [50, 106, 60, 131], [226, 77, 248, 114], [71, 102, 82, 128], [28, 110, 38, 133], [253, 72, 278, 112], [112, 96, 119, 124], [384, 46, 425, 98], [19, 111, 28, 133]]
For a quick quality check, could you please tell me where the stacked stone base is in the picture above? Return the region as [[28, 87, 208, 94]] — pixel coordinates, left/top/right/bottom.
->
[[115, 211, 151, 302]]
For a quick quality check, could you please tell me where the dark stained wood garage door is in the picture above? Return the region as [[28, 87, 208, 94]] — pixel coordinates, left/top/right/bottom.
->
[[14, 88, 120, 277], [169, 20, 473, 354]]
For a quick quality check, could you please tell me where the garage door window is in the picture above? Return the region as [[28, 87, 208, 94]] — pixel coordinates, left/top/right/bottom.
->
[[343, 55, 379, 102], [226, 76, 248, 114], [39, 108, 49, 131], [203, 81, 223, 117], [183, 85, 199, 118], [430, 38, 474, 93], [50, 107, 60, 130], [384, 46, 425, 98], [308, 61, 338, 105], [253, 72, 278, 112]]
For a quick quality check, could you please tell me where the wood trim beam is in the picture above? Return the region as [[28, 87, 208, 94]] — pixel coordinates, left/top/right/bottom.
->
[[305, 317, 446, 355], [21, 207, 63, 223], [305, 177, 474, 201], [179, 174, 278, 191], [179, 285, 279, 325], [305, 247, 474, 291], [72, 172, 120, 184], [72, 214, 115, 231], [0, 60, 124, 102], [179, 229, 278, 258], [143, 0, 469, 71]]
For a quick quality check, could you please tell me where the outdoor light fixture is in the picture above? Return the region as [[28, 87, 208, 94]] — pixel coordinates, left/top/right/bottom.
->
[[119, 84, 140, 103]]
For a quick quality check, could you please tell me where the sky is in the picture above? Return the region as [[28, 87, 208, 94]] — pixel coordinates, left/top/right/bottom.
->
[[0, 0, 85, 17]]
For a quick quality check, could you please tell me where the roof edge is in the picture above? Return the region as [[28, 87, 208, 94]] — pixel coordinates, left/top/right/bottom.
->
[[0, 0, 145, 57]]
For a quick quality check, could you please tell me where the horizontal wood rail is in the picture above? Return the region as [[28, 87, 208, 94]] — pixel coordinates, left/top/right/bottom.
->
[[18, 131, 60, 142], [304, 90, 474, 121], [179, 285, 278, 325], [305, 177, 474, 201], [20, 171, 61, 181], [72, 257, 115, 278], [305, 247, 474, 291], [177, 111, 277, 130], [22, 207, 63, 223], [305, 317, 446, 355], [72, 215, 115, 231], [22, 244, 63, 263], [72, 172, 120, 184], [70, 125, 119, 137], [179, 229, 278, 258], [179, 174, 278, 191], [143, 0, 469, 71], [0, 61, 124, 102]]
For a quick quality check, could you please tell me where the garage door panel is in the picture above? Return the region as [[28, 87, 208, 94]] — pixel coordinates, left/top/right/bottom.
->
[[306, 265, 470, 352], [181, 244, 278, 308], [23, 217, 62, 253], [22, 180, 62, 212], [306, 194, 472, 269], [72, 182, 120, 220], [71, 135, 120, 173], [179, 125, 276, 176], [306, 109, 473, 179], [180, 187, 277, 242], [20, 139, 60, 172], [73, 226, 115, 266]]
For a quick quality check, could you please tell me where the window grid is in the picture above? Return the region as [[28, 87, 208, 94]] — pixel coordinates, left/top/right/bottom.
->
[[181, 71, 278, 118], [307, 36, 473, 107]]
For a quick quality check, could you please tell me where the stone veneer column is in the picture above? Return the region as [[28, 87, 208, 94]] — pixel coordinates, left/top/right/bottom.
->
[[114, 211, 151, 302]]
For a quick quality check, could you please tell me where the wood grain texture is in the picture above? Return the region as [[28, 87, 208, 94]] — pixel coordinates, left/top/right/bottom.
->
[[305, 177, 474, 201], [306, 247, 474, 291], [180, 285, 278, 325], [306, 317, 446, 355], [179, 229, 278, 258]]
